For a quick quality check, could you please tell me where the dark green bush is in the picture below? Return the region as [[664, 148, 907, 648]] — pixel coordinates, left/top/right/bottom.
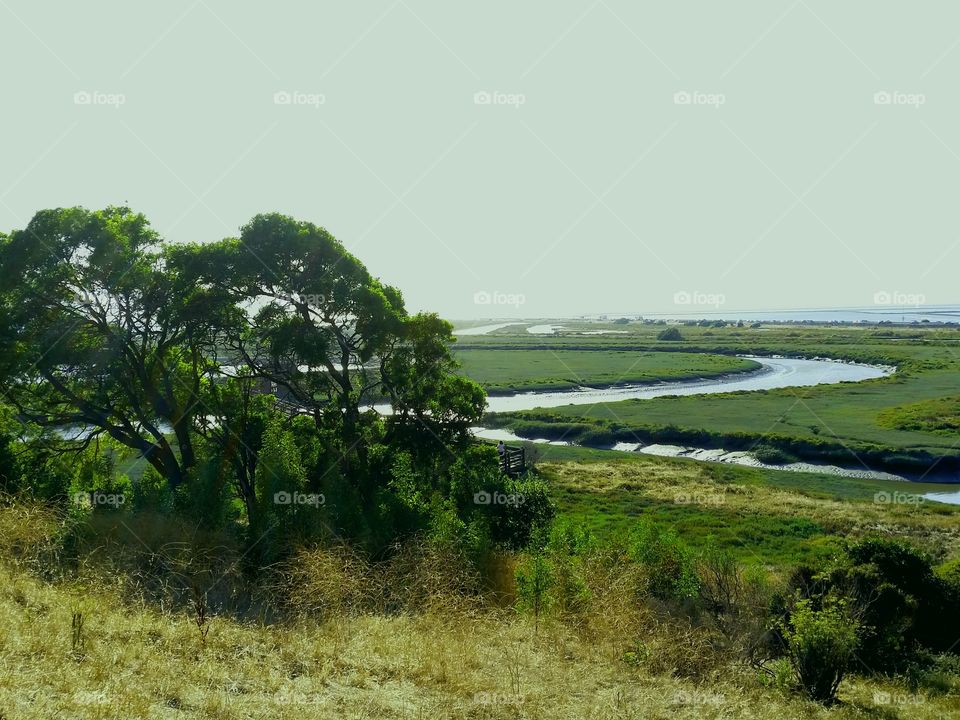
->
[[657, 327, 683, 341], [752, 444, 797, 465]]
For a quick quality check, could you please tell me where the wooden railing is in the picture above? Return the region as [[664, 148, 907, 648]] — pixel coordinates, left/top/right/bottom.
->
[[499, 445, 526, 476]]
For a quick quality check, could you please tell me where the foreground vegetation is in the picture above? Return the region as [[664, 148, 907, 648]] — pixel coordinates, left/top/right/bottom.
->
[[2, 448, 959, 718]]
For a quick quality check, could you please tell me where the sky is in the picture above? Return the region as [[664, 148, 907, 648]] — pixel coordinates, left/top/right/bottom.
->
[[1, 1, 959, 319]]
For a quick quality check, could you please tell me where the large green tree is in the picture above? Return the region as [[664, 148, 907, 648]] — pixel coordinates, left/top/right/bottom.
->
[[173, 213, 486, 488], [0, 208, 492, 546], [0, 207, 232, 490]]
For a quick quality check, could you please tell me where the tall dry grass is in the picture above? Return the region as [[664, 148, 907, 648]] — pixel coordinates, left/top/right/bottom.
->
[[0, 497, 956, 719]]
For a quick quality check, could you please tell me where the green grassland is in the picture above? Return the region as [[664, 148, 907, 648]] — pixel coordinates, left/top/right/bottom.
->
[[529, 450, 960, 569], [454, 348, 759, 393], [459, 322, 960, 473]]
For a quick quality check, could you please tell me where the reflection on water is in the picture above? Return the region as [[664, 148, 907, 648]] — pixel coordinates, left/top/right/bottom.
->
[[922, 491, 960, 505]]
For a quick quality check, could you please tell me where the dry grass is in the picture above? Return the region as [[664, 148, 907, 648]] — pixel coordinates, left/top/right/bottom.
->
[[0, 497, 957, 718], [1, 564, 956, 719]]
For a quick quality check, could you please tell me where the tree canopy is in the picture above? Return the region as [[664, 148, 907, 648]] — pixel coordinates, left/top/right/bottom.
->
[[0, 207, 540, 554]]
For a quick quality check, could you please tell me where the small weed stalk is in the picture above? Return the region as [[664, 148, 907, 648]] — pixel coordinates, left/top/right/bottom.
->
[[71, 610, 85, 653], [192, 588, 211, 645], [504, 642, 523, 697]]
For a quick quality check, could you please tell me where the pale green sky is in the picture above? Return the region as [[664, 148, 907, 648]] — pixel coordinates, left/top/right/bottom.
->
[[1, 2, 958, 318]]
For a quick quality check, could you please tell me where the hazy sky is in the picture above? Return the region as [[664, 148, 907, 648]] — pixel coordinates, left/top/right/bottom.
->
[[1, 2, 958, 319]]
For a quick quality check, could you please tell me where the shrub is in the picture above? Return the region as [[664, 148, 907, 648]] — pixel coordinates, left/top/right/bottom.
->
[[656, 326, 683, 341], [541, 520, 592, 615], [752, 444, 796, 465], [515, 552, 553, 631], [780, 599, 859, 704], [838, 538, 957, 670], [173, 456, 235, 529], [450, 445, 555, 550], [628, 520, 699, 601], [132, 465, 174, 514]]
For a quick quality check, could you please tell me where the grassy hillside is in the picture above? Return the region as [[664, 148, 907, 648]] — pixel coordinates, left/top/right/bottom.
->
[[1, 491, 958, 720], [539, 455, 960, 568]]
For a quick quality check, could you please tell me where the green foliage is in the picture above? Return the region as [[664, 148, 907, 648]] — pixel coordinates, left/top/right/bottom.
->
[[515, 552, 554, 629], [0, 206, 229, 491], [541, 520, 592, 615], [782, 538, 960, 674], [780, 599, 859, 704], [628, 519, 700, 600], [0, 204, 504, 557], [752, 444, 797, 465], [447, 445, 554, 550], [876, 396, 960, 435], [132, 465, 174, 514], [0, 405, 20, 492], [841, 538, 959, 667], [935, 557, 960, 588], [254, 418, 312, 538], [656, 326, 683, 341], [173, 456, 235, 529]]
